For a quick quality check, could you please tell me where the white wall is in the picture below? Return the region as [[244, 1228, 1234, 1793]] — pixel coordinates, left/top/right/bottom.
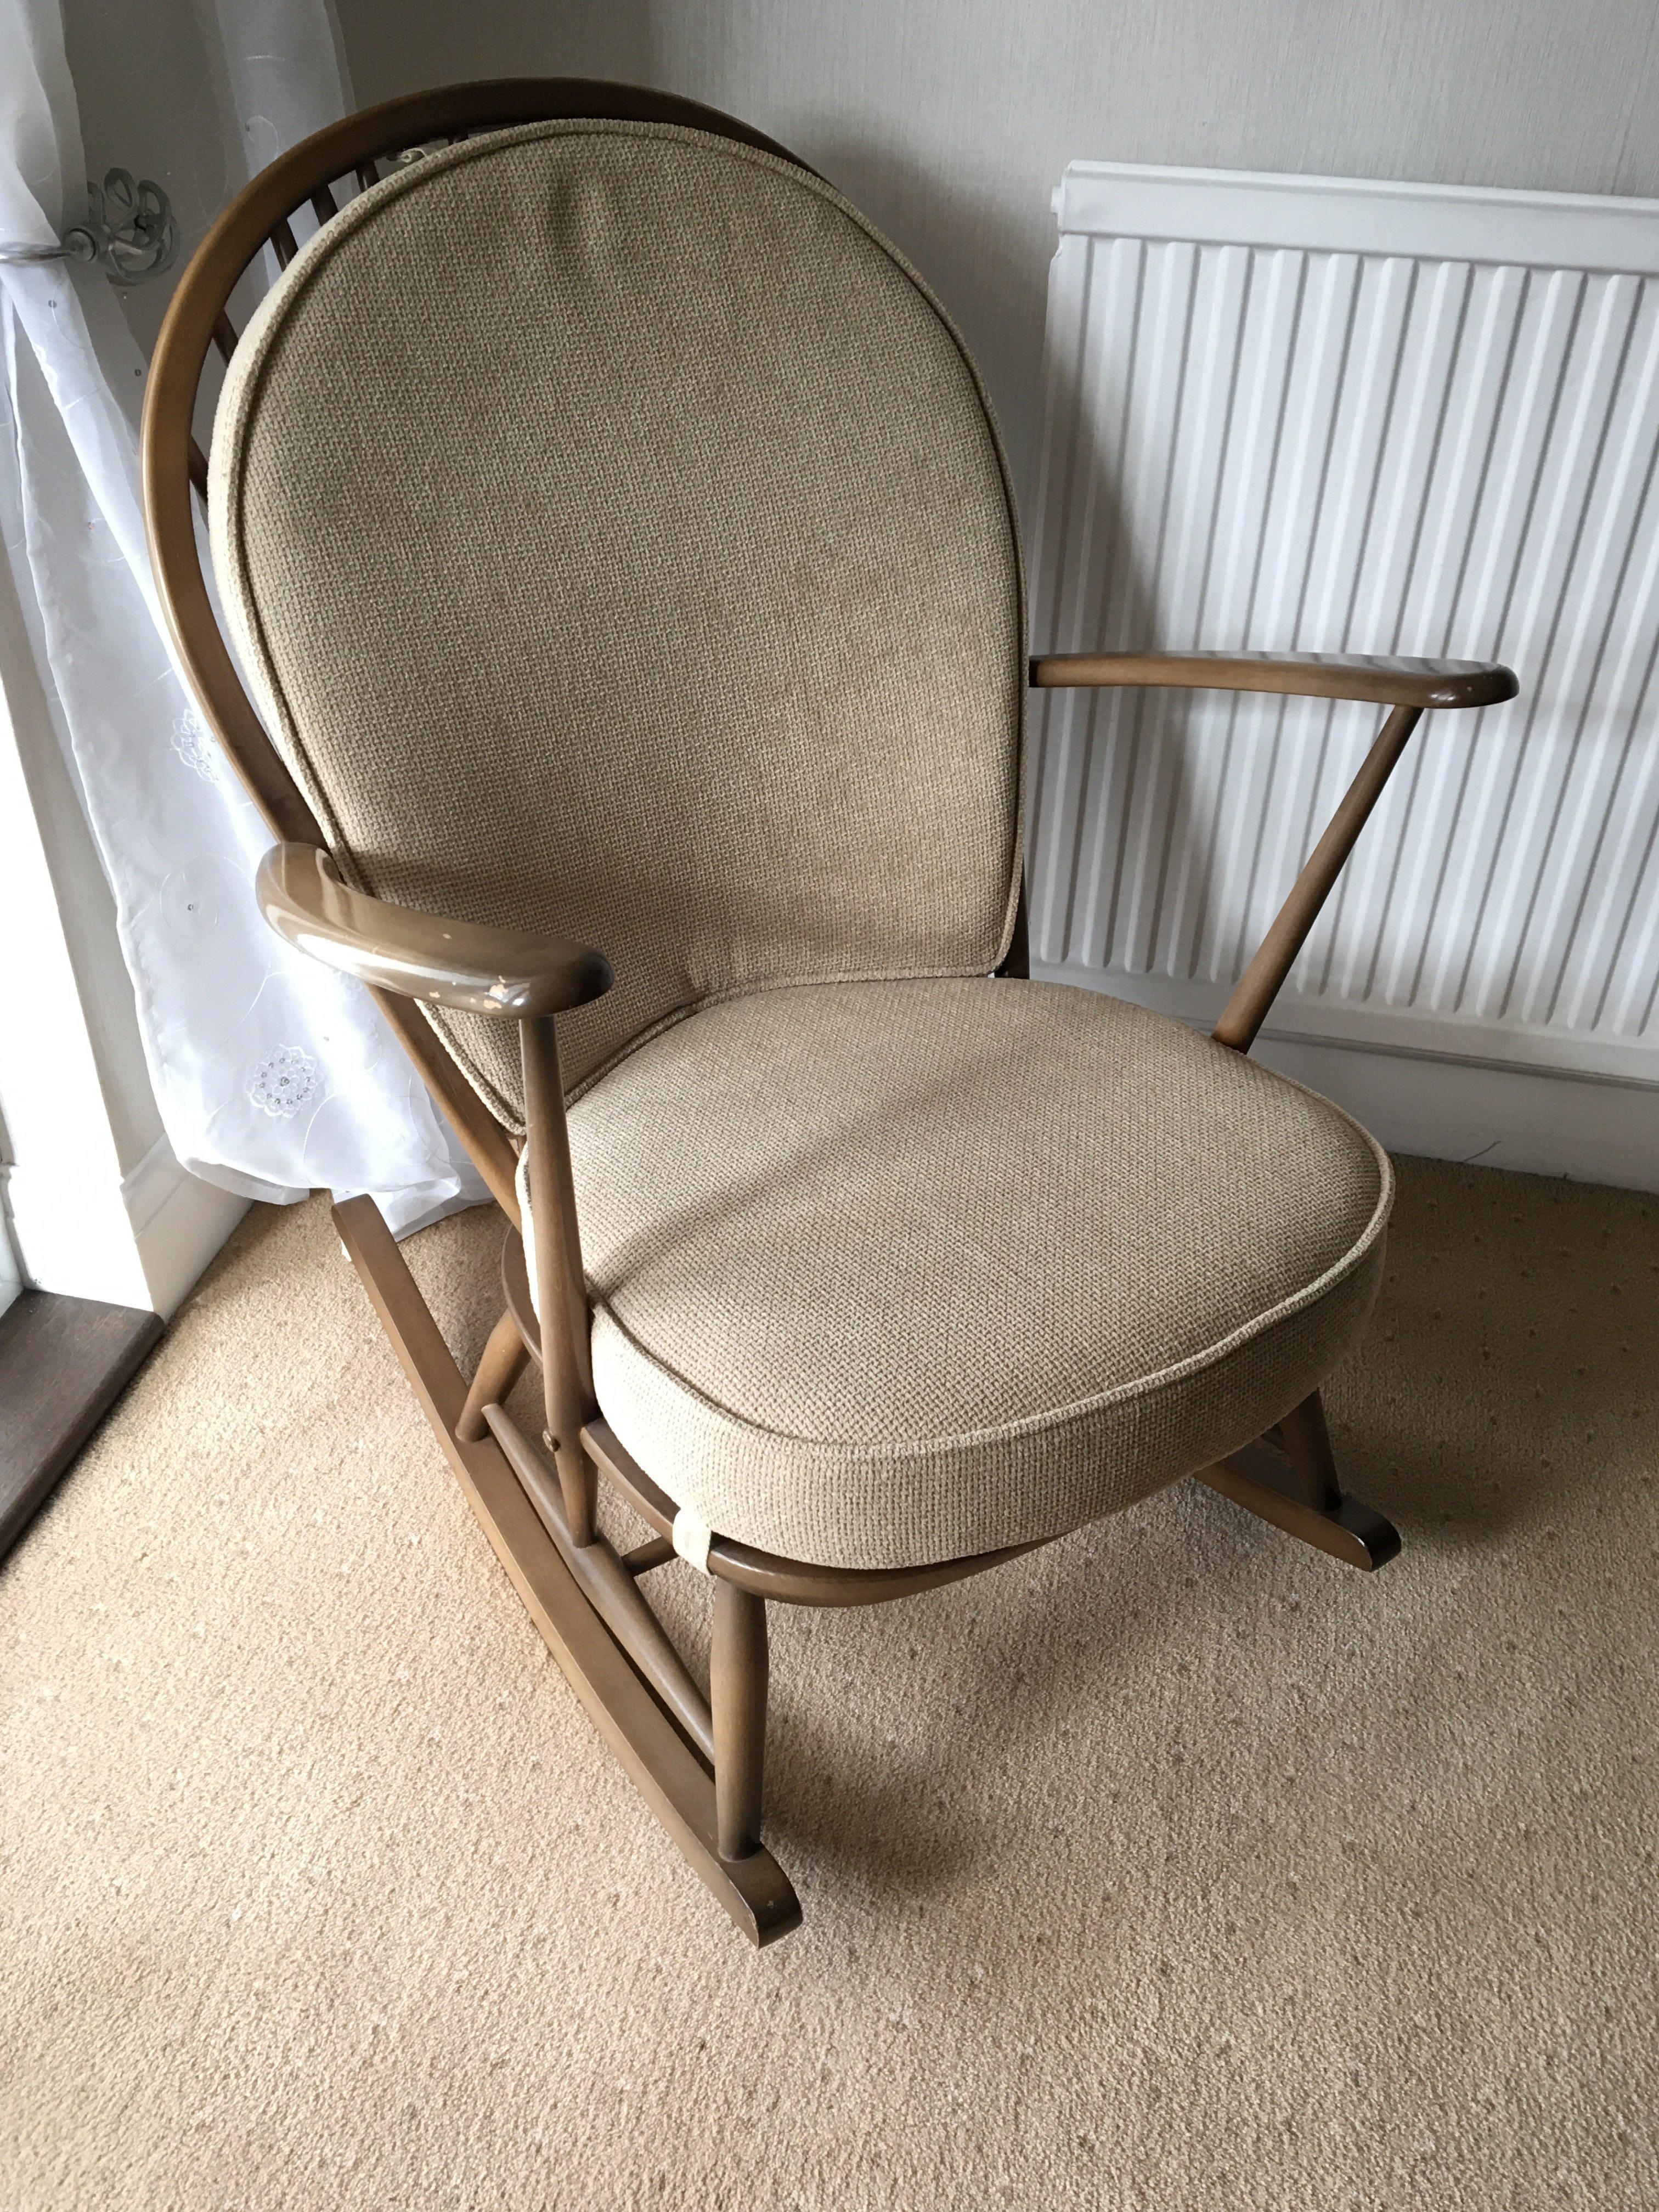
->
[[332, 0, 1659, 508]]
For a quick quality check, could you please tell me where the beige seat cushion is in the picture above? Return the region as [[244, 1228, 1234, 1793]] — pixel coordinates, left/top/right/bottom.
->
[[549, 977, 1391, 1571]]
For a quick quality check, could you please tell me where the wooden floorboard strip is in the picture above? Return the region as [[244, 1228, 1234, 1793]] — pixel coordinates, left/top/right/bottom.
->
[[0, 1291, 162, 1562]]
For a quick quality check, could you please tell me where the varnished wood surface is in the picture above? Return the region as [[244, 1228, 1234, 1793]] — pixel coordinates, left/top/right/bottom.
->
[[456, 1307, 529, 1443], [520, 1017, 599, 1542], [333, 1193, 800, 1944], [1029, 648, 1517, 710], [1276, 1390, 1343, 1513], [257, 845, 613, 1020], [711, 1582, 768, 1862], [1194, 1443, 1400, 1570], [371, 997, 522, 1221], [621, 1534, 677, 1577], [0, 1292, 162, 1561], [1211, 703, 1423, 1051], [485, 1404, 716, 1765]]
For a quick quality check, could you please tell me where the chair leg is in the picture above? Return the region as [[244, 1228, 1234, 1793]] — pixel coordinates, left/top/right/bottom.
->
[[521, 1017, 600, 1547], [1193, 1387, 1401, 1571], [712, 1580, 769, 1861], [455, 1307, 531, 1443], [333, 1192, 801, 1946], [1277, 1390, 1342, 1511]]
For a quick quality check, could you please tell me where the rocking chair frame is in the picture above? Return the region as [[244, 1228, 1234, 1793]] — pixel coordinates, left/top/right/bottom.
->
[[142, 77, 1517, 1944]]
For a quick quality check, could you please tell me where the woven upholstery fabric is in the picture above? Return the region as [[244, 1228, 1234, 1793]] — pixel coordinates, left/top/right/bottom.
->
[[552, 978, 1392, 1570], [210, 121, 1024, 1124]]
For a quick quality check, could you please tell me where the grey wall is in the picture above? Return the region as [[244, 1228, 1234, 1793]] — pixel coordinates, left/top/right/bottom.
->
[[64, 0, 247, 359], [333, 0, 1659, 508]]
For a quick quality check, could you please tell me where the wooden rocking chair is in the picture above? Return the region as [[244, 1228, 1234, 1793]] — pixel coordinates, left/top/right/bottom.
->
[[143, 79, 1517, 1944]]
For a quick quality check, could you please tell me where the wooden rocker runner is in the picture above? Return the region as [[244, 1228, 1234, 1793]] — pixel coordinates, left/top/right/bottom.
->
[[143, 78, 1517, 1944]]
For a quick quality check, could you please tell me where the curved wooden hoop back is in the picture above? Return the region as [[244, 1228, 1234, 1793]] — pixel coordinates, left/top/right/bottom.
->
[[140, 80, 813, 1214]]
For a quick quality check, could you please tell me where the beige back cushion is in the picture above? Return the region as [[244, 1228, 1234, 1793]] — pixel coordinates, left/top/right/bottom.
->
[[210, 121, 1025, 1125]]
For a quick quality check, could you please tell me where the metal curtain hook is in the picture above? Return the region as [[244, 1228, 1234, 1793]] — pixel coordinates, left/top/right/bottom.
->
[[0, 168, 178, 286]]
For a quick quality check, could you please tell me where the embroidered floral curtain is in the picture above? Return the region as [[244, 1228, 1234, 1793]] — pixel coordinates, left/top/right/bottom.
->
[[0, 0, 487, 1235]]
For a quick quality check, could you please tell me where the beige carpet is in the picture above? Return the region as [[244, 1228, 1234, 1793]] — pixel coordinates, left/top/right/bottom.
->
[[2, 1157, 1656, 2210]]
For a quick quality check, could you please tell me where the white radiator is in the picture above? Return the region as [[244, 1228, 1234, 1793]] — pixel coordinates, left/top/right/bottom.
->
[[1028, 165, 1659, 1090]]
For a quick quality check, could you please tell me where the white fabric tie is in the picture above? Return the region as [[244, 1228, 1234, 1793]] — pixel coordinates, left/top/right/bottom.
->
[[672, 1509, 713, 1575]]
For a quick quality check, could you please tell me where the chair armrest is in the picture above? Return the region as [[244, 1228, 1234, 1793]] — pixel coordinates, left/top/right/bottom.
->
[[1029, 649, 1517, 711], [256, 843, 613, 1019]]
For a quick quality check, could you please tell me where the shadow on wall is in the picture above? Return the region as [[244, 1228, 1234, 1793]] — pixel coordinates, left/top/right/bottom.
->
[[807, 134, 1046, 496], [331, 0, 661, 118], [63, 0, 244, 360], [330, 18, 1054, 510], [810, 142, 1189, 968]]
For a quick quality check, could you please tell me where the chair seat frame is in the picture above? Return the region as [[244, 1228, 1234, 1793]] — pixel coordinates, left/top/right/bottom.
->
[[142, 78, 1518, 1944]]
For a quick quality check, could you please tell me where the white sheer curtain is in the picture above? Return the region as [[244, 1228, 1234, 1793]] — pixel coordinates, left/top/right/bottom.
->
[[0, 0, 488, 1236]]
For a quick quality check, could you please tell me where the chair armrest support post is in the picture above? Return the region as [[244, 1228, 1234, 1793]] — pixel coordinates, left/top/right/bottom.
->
[[520, 1014, 600, 1545], [1211, 703, 1421, 1051], [1026, 645, 1518, 1052]]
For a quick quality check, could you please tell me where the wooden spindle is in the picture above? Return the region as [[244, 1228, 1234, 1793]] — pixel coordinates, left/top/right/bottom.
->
[[455, 1306, 530, 1444], [309, 183, 340, 227], [1212, 703, 1424, 1053], [270, 217, 299, 268], [713, 1581, 769, 1861], [620, 1535, 676, 1577], [520, 1015, 597, 1545]]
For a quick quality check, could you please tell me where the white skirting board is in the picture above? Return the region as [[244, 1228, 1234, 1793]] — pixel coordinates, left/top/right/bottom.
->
[[1037, 963, 1658, 1193], [1029, 162, 1659, 1183], [119, 1137, 250, 1321], [1250, 1040, 1657, 1194], [5, 1129, 247, 1322]]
